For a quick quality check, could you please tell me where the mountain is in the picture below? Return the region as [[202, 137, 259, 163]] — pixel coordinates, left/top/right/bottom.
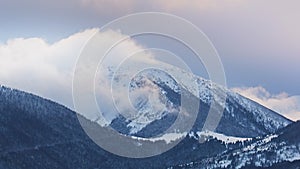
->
[[105, 68, 291, 138], [0, 66, 294, 169]]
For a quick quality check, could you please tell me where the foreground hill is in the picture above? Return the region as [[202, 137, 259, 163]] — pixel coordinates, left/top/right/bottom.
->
[[176, 121, 300, 169]]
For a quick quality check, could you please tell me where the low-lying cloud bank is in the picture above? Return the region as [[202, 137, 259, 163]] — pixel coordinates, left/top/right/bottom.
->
[[232, 86, 300, 121]]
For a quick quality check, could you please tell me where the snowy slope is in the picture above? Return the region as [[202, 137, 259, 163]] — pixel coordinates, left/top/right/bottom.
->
[[102, 64, 291, 139], [178, 121, 300, 169], [190, 131, 252, 144]]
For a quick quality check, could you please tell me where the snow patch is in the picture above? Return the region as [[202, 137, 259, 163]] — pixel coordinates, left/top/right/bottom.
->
[[130, 132, 187, 144], [196, 130, 251, 144]]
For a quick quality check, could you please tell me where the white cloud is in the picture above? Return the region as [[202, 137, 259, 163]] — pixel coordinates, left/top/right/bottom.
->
[[0, 29, 154, 110], [0, 29, 98, 108], [232, 86, 300, 121], [0, 28, 168, 124]]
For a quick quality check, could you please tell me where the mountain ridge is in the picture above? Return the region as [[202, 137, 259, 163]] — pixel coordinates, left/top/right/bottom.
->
[[104, 68, 291, 139]]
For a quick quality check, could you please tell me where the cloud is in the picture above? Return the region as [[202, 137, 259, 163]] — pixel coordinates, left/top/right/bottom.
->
[[0, 29, 97, 108], [232, 86, 300, 121], [0, 28, 169, 124], [0, 28, 152, 109], [79, 0, 244, 14]]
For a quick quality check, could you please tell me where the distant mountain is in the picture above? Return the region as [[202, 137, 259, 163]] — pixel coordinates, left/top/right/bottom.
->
[[106, 68, 291, 138]]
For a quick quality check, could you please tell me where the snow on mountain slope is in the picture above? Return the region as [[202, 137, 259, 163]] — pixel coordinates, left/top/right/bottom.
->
[[180, 121, 300, 169], [131, 132, 187, 144], [126, 70, 180, 134], [190, 131, 252, 144], [101, 63, 291, 138], [154, 65, 291, 133]]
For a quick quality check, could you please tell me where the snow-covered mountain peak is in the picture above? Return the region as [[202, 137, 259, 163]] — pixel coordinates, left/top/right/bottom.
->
[[96, 63, 291, 138], [125, 69, 180, 134]]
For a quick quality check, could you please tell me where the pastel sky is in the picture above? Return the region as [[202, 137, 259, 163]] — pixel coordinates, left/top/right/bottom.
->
[[0, 0, 299, 120]]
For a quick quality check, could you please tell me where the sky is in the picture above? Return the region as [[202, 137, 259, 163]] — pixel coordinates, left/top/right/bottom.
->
[[0, 0, 299, 121]]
